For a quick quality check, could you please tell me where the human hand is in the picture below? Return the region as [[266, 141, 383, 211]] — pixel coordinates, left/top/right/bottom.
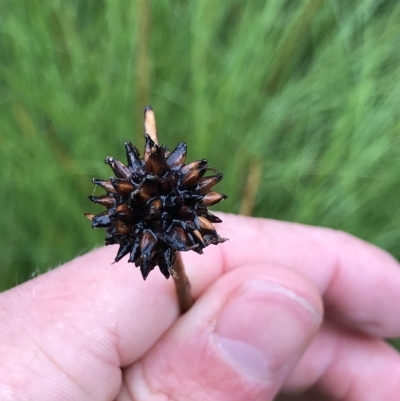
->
[[1, 213, 400, 401]]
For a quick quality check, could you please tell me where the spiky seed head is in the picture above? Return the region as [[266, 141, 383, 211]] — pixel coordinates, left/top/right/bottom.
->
[[86, 121, 227, 280]]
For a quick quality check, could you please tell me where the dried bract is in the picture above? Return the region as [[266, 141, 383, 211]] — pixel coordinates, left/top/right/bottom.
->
[[86, 134, 227, 280]]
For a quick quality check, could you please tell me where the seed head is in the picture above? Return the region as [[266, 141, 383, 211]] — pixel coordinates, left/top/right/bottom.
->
[[85, 113, 227, 280]]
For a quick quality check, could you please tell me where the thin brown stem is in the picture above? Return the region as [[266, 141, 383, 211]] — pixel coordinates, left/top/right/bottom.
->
[[144, 106, 158, 144], [144, 107, 193, 313], [172, 252, 194, 314]]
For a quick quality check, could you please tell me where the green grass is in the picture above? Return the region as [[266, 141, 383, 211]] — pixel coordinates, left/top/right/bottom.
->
[[1, 0, 400, 291]]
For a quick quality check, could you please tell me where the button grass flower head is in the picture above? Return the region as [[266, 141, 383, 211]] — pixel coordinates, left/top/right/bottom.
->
[[85, 107, 227, 312]]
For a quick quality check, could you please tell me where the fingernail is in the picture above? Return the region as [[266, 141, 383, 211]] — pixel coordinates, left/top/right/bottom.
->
[[215, 280, 321, 380]]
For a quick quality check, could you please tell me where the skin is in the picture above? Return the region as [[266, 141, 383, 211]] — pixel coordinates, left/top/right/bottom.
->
[[1, 213, 400, 400]]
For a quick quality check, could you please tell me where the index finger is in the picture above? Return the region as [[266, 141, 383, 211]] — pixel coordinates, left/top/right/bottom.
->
[[184, 213, 400, 337]]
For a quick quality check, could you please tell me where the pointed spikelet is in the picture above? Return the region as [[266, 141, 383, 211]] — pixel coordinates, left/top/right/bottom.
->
[[86, 112, 227, 280]]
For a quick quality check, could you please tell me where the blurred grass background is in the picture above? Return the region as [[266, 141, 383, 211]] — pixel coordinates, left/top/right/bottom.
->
[[1, 0, 400, 292]]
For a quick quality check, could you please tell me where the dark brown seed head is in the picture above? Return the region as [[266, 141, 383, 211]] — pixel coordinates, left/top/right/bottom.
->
[[86, 112, 227, 280]]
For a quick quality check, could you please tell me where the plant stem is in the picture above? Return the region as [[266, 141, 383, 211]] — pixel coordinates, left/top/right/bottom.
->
[[172, 252, 194, 314], [144, 106, 158, 143], [144, 106, 194, 314]]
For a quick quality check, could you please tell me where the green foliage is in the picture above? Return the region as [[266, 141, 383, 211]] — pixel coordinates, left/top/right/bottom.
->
[[1, 0, 400, 291]]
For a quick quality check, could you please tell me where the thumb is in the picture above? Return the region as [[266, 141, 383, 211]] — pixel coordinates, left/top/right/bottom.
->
[[119, 265, 323, 401]]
